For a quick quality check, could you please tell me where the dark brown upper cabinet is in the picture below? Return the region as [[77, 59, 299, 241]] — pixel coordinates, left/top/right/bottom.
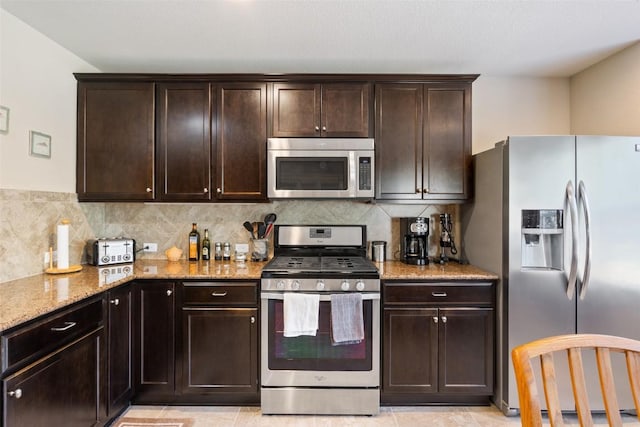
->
[[156, 82, 212, 201], [77, 81, 155, 201], [272, 82, 371, 137], [215, 83, 268, 201], [375, 82, 472, 202]]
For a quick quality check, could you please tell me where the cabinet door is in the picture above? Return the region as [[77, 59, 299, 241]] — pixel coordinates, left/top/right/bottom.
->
[[272, 83, 321, 137], [107, 284, 133, 418], [383, 307, 438, 394], [374, 84, 424, 200], [423, 84, 471, 201], [3, 329, 103, 427], [134, 281, 175, 398], [438, 307, 494, 394], [321, 83, 371, 137], [77, 82, 155, 201], [181, 308, 258, 395], [215, 83, 267, 200], [156, 83, 212, 201]]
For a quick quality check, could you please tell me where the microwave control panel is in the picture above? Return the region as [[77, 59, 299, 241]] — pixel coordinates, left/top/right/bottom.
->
[[359, 157, 372, 190]]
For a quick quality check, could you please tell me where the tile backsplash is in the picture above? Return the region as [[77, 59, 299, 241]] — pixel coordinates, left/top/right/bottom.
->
[[0, 189, 461, 283]]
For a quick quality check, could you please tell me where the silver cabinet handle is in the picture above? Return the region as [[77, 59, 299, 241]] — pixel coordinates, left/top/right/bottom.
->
[[166, 289, 173, 296], [578, 180, 592, 300], [204, 187, 209, 193], [216, 188, 222, 194], [433, 316, 438, 323], [110, 298, 120, 306], [8, 389, 22, 399], [51, 321, 76, 332], [432, 292, 447, 297], [315, 126, 320, 131], [251, 316, 256, 324], [441, 316, 447, 323], [146, 187, 152, 193], [423, 188, 429, 194], [416, 188, 422, 193], [322, 126, 327, 131], [565, 180, 579, 299], [211, 291, 228, 297]]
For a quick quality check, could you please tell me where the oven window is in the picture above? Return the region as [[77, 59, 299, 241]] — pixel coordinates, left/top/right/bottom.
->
[[275, 157, 348, 191], [267, 299, 372, 371]]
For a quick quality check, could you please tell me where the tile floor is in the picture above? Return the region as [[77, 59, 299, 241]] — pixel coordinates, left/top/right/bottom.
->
[[119, 404, 639, 426]]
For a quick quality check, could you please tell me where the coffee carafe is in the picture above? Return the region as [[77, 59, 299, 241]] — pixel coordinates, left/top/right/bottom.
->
[[400, 217, 429, 265]]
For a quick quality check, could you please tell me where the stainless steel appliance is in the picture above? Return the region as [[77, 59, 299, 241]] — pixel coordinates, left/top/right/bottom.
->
[[462, 135, 640, 415], [267, 138, 374, 199], [86, 238, 135, 266], [400, 217, 429, 265], [260, 225, 380, 415]]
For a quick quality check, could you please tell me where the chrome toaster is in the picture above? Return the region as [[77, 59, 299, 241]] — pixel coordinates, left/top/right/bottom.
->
[[87, 238, 136, 266]]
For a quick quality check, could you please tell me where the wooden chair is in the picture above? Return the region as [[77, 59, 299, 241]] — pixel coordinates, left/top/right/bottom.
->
[[511, 334, 640, 426]]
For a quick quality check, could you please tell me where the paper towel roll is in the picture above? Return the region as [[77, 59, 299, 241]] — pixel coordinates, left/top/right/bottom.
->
[[57, 220, 70, 269]]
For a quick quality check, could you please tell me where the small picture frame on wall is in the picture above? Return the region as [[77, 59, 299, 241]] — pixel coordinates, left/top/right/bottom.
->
[[0, 106, 9, 134], [30, 131, 52, 158]]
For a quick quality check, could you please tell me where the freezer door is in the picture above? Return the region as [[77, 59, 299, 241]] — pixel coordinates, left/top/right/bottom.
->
[[575, 135, 640, 409], [504, 135, 577, 411]]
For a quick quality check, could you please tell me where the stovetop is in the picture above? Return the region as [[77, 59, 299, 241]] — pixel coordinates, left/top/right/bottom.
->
[[261, 255, 379, 276]]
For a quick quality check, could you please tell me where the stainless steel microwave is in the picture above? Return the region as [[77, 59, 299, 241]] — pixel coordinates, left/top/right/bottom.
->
[[267, 138, 375, 199]]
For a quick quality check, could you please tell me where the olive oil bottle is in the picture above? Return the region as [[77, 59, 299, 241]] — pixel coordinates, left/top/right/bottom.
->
[[188, 223, 200, 261], [201, 229, 211, 261]]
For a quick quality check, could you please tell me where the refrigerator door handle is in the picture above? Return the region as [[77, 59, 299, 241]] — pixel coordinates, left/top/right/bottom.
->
[[565, 180, 579, 299], [578, 181, 592, 300]]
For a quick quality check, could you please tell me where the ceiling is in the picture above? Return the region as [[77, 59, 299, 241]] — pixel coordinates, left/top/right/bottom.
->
[[2, 0, 640, 77]]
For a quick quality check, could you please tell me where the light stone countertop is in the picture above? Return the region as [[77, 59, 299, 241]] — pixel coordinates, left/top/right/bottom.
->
[[0, 259, 496, 332]]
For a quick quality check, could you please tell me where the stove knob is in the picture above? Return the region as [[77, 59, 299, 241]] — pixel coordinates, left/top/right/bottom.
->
[[356, 280, 366, 291], [341, 280, 350, 291], [316, 280, 325, 291], [291, 280, 300, 291], [276, 280, 285, 290]]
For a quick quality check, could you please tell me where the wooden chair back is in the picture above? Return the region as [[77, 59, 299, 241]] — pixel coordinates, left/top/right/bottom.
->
[[511, 334, 640, 427]]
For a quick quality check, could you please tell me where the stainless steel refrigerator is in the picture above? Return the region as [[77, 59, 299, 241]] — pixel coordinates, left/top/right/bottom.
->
[[462, 135, 640, 415]]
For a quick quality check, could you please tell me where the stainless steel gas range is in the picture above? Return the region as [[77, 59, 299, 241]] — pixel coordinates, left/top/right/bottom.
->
[[260, 225, 380, 415]]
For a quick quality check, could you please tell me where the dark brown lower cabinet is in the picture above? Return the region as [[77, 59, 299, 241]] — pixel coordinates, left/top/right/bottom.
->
[[133, 281, 176, 402], [106, 284, 133, 418], [382, 281, 494, 405], [182, 308, 259, 402], [2, 329, 104, 427]]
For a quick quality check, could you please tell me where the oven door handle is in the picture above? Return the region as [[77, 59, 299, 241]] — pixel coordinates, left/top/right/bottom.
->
[[260, 292, 380, 301]]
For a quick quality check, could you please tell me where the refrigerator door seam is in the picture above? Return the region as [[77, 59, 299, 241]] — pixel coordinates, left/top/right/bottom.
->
[[578, 180, 592, 300]]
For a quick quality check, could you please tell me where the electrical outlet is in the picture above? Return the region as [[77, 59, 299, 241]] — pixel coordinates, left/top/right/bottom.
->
[[143, 243, 158, 252]]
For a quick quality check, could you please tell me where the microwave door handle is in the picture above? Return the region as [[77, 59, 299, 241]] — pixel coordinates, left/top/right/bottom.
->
[[578, 181, 592, 300], [565, 180, 579, 300]]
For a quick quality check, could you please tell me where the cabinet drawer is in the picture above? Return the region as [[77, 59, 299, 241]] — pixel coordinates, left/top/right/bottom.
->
[[183, 282, 257, 306], [383, 282, 493, 305], [2, 298, 103, 373]]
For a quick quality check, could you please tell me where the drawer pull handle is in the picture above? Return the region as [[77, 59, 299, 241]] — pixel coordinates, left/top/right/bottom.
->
[[211, 291, 228, 297], [8, 389, 22, 399], [251, 316, 256, 324], [441, 316, 447, 323], [166, 289, 173, 296], [433, 316, 438, 323], [432, 292, 447, 297], [110, 298, 120, 306], [51, 321, 76, 332]]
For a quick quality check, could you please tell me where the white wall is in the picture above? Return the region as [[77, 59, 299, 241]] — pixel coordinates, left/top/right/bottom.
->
[[0, 10, 99, 192], [472, 76, 571, 154], [570, 42, 640, 135]]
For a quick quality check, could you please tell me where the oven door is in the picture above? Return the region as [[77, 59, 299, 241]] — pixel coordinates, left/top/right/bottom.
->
[[267, 150, 374, 199], [261, 292, 380, 387]]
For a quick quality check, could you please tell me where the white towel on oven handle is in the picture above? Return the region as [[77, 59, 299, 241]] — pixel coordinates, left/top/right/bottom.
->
[[283, 292, 320, 337], [330, 293, 364, 344]]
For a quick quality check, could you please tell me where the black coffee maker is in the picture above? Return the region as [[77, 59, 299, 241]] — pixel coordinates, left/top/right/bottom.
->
[[400, 217, 429, 265]]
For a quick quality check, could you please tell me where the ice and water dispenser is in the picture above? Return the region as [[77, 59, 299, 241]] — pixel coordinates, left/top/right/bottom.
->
[[521, 209, 563, 270]]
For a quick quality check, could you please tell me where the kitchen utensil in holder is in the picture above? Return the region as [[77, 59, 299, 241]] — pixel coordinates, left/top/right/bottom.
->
[[251, 238, 269, 261]]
